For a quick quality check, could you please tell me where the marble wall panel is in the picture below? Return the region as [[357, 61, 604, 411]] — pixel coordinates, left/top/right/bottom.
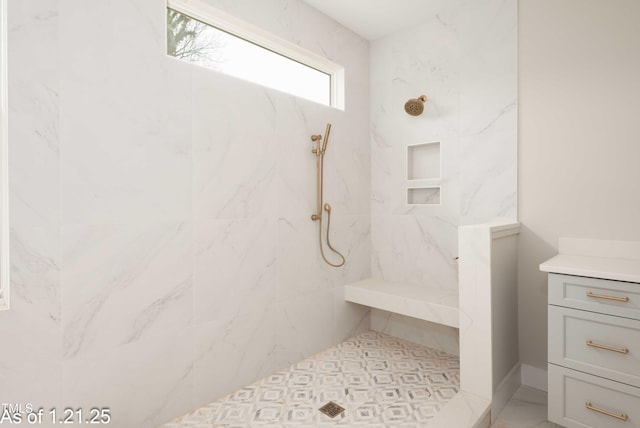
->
[[59, 0, 193, 225], [3, 0, 370, 425], [276, 289, 335, 368], [62, 328, 194, 427], [369, 0, 517, 289], [194, 305, 278, 405], [0, 226, 62, 413], [8, 0, 59, 227], [194, 218, 277, 325], [61, 222, 193, 359]]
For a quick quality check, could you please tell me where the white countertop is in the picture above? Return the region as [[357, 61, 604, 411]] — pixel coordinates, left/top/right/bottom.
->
[[540, 254, 640, 283]]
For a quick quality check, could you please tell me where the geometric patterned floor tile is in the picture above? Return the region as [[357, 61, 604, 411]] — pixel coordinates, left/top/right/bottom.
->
[[160, 331, 460, 427]]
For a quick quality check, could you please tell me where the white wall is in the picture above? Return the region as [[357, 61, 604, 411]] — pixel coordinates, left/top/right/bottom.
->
[[518, 0, 640, 372], [0, 0, 370, 426], [370, 0, 518, 294]]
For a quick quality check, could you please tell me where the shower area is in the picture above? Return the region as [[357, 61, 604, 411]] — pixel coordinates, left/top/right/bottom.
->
[[0, 0, 517, 427]]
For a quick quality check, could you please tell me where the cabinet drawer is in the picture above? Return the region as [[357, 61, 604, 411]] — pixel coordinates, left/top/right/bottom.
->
[[549, 273, 640, 320], [549, 306, 640, 386], [548, 364, 640, 428]]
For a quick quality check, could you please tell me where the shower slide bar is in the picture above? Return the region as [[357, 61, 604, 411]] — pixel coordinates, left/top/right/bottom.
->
[[310, 123, 345, 268]]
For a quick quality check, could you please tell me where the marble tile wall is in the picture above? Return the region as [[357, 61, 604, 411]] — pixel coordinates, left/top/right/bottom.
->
[[0, 0, 370, 426], [371, 309, 460, 356], [370, 0, 517, 291]]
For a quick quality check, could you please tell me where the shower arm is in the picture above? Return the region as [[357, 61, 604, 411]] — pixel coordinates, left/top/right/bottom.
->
[[310, 124, 345, 268]]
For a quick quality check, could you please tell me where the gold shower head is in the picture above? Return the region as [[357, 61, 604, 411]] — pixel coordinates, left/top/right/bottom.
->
[[404, 95, 427, 116]]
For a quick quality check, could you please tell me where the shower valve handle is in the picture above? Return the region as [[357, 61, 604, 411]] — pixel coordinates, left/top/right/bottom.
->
[[311, 134, 322, 142]]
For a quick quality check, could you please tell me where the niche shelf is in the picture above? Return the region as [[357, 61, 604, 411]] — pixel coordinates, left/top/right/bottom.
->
[[408, 187, 440, 205], [406, 142, 441, 206]]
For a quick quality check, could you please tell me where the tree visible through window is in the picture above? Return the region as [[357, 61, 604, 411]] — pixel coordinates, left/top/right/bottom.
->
[[167, 9, 223, 70], [166, 3, 337, 107]]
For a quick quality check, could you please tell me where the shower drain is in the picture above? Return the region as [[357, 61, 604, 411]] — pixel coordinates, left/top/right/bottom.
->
[[319, 401, 345, 418]]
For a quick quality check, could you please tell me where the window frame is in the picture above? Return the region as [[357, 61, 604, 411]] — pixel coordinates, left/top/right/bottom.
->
[[0, 0, 9, 311], [166, 0, 345, 110]]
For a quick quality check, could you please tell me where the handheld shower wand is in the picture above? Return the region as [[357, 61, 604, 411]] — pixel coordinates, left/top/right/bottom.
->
[[310, 123, 345, 268], [321, 123, 330, 153]]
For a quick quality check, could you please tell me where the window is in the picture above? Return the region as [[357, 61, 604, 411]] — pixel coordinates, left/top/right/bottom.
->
[[166, 0, 344, 109], [0, 0, 8, 310]]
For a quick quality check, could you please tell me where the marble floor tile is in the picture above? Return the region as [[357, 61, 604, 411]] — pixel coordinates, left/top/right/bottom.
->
[[161, 334, 558, 428], [491, 385, 560, 428], [161, 331, 460, 427]]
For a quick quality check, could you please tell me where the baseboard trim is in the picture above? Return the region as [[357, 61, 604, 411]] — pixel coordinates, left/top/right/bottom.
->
[[491, 363, 521, 422], [521, 363, 547, 391]]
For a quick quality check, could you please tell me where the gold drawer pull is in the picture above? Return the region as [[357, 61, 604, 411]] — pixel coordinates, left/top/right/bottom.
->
[[586, 291, 629, 302], [585, 402, 628, 421], [586, 340, 629, 354]]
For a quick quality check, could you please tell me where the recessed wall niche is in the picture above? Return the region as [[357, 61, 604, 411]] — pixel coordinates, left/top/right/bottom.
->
[[406, 142, 441, 206], [407, 187, 440, 205], [407, 142, 440, 180]]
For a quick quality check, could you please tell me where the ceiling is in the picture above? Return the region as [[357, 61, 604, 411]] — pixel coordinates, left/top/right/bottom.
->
[[302, 0, 453, 41]]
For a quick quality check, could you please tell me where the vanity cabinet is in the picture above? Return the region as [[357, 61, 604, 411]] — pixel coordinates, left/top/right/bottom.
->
[[541, 242, 640, 428], [543, 270, 640, 428], [547, 273, 640, 427]]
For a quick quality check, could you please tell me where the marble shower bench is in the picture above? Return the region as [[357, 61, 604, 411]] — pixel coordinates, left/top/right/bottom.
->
[[343, 221, 520, 427], [344, 278, 459, 328]]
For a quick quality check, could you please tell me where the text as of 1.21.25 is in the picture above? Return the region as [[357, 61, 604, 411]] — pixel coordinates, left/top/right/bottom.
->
[[0, 404, 112, 425]]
